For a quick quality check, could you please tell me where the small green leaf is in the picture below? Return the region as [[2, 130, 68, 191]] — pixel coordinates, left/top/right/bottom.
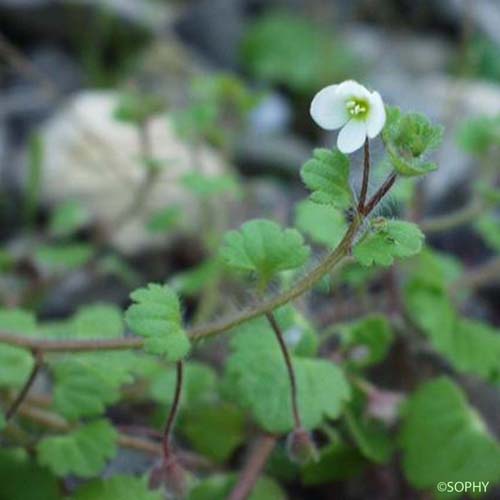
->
[[300, 148, 352, 209], [338, 315, 393, 369], [72, 304, 124, 339], [181, 172, 240, 198], [400, 378, 500, 494], [125, 284, 190, 361], [383, 107, 443, 177], [189, 474, 286, 500], [34, 243, 94, 271], [294, 199, 348, 248], [220, 219, 310, 286], [37, 420, 118, 478], [170, 260, 220, 298], [354, 219, 424, 267], [457, 115, 500, 155], [147, 206, 181, 234], [73, 475, 162, 500], [49, 200, 90, 237]]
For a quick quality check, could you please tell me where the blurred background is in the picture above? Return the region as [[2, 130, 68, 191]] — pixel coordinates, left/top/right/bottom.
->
[[1, 1, 500, 498]]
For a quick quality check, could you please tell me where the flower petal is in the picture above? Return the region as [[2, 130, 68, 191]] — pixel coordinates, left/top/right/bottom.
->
[[337, 119, 367, 154], [310, 84, 349, 130], [366, 91, 386, 138], [336, 80, 371, 100]]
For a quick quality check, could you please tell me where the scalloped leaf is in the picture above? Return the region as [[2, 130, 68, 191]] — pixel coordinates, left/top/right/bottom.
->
[[400, 378, 500, 494], [125, 284, 190, 361], [294, 199, 347, 248], [354, 219, 424, 267], [36, 420, 118, 478], [300, 148, 352, 209], [220, 219, 310, 286], [224, 308, 349, 433]]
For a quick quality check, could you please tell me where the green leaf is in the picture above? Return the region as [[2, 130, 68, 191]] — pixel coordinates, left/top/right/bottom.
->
[[301, 441, 365, 485], [457, 115, 500, 155], [354, 218, 424, 267], [181, 172, 240, 198], [182, 403, 246, 463], [405, 281, 500, 381], [294, 199, 347, 248], [383, 107, 443, 177], [147, 206, 181, 234], [224, 308, 350, 433], [36, 420, 118, 478], [49, 200, 90, 237], [220, 219, 310, 286], [51, 352, 136, 420], [73, 475, 162, 500], [0, 449, 59, 500], [189, 474, 286, 500], [0, 309, 37, 388], [113, 90, 165, 124], [338, 315, 393, 369], [72, 304, 124, 339], [34, 243, 94, 271], [150, 361, 217, 407], [170, 260, 220, 298], [344, 409, 393, 464], [125, 284, 190, 361], [400, 378, 500, 494], [241, 11, 355, 94], [300, 148, 352, 209], [475, 214, 500, 252]]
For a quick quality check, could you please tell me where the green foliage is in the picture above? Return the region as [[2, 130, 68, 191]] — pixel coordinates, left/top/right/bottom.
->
[[49, 201, 90, 237], [383, 107, 443, 176], [125, 284, 190, 361], [220, 219, 310, 287], [0, 449, 59, 500], [37, 420, 118, 478], [400, 378, 500, 494], [73, 475, 162, 500], [34, 243, 94, 272], [0, 309, 37, 388], [475, 214, 500, 251], [182, 403, 246, 463], [147, 206, 181, 234], [464, 36, 500, 83], [170, 261, 220, 298], [241, 11, 356, 94], [354, 218, 424, 267], [224, 307, 350, 433], [150, 361, 216, 407], [181, 172, 240, 198], [337, 315, 393, 370], [113, 90, 165, 124], [189, 474, 286, 500], [294, 200, 348, 248], [300, 148, 352, 209], [457, 115, 500, 155], [301, 442, 365, 485]]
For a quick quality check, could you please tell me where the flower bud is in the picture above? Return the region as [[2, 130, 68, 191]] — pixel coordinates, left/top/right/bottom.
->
[[286, 427, 319, 464], [149, 456, 189, 499]]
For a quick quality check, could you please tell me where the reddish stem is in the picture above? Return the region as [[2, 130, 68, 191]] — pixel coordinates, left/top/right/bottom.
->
[[162, 361, 184, 459]]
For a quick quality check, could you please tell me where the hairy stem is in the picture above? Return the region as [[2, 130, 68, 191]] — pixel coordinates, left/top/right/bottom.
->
[[363, 171, 397, 216], [228, 434, 278, 500], [265, 312, 301, 429], [162, 361, 184, 460], [357, 138, 371, 213], [5, 350, 43, 421]]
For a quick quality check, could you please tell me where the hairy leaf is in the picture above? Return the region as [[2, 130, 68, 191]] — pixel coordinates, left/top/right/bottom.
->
[[354, 219, 424, 267], [220, 219, 310, 286], [37, 420, 118, 478], [125, 284, 190, 361], [300, 148, 352, 209]]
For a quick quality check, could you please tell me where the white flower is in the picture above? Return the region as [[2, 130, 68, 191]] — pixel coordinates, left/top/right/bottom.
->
[[310, 80, 386, 154]]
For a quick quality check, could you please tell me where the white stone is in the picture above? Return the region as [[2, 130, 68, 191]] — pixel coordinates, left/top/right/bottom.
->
[[39, 91, 228, 254]]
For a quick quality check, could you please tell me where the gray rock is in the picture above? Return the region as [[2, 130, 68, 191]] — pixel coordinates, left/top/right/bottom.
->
[[248, 92, 293, 135]]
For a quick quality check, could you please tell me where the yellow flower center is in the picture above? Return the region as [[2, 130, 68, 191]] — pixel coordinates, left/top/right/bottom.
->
[[346, 98, 369, 120]]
